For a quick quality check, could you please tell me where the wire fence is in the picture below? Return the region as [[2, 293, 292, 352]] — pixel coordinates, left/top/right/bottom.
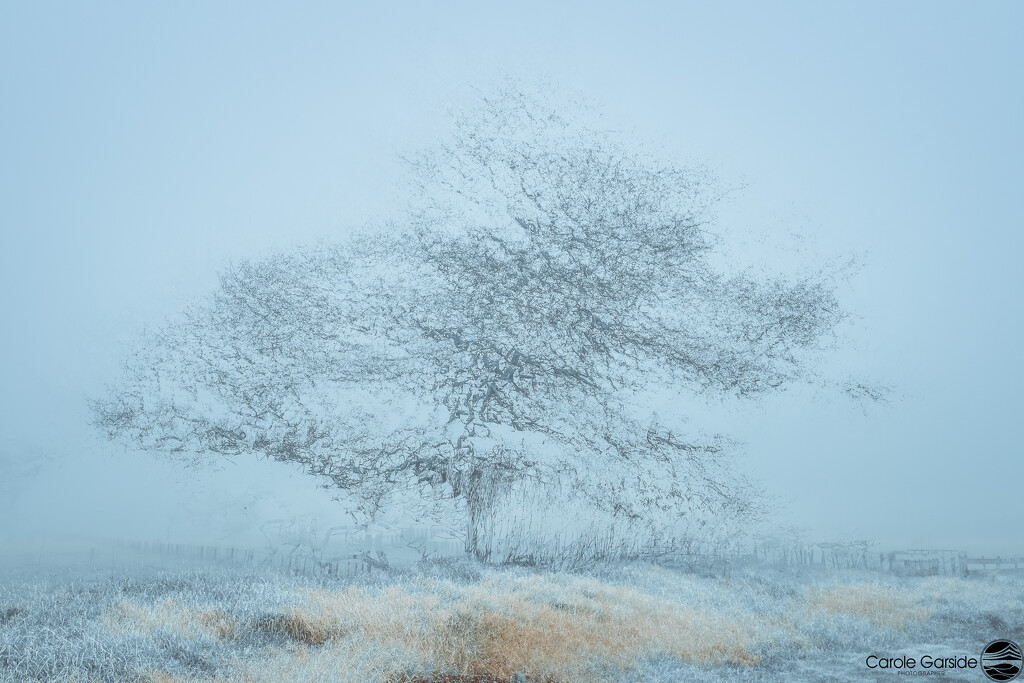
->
[[5, 532, 1021, 580]]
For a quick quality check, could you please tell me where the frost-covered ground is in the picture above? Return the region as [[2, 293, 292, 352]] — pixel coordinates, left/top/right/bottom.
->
[[1, 556, 1022, 682]]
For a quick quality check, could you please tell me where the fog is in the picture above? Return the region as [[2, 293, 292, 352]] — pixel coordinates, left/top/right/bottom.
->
[[1, 2, 1021, 559]]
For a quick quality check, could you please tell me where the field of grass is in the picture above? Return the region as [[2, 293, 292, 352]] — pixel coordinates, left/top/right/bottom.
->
[[1, 557, 1022, 682]]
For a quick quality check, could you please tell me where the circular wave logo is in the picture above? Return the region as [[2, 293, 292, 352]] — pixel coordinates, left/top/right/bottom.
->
[[982, 640, 1022, 681]]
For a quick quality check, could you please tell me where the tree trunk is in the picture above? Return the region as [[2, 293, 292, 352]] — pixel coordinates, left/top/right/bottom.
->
[[464, 468, 491, 563]]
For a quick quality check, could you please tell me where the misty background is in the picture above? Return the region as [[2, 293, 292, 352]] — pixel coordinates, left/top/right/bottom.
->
[[1, 2, 1021, 557]]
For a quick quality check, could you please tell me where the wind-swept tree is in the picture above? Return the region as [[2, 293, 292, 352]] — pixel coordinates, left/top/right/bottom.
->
[[93, 88, 855, 562]]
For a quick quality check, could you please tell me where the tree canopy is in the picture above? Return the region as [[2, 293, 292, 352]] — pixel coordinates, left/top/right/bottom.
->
[[93, 88, 852, 561]]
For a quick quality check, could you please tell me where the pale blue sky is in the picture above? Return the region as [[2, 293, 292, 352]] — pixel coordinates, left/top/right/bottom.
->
[[1, 1, 1021, 553]]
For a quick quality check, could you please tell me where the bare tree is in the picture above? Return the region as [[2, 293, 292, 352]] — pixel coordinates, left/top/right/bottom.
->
[[93, 87, 856, 562]]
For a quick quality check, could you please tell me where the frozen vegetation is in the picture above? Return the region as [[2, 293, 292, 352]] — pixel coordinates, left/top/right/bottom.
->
[[3, 5, 1021, 682], [2, 555, 1021, 682], [10, 80, 1002, 683]]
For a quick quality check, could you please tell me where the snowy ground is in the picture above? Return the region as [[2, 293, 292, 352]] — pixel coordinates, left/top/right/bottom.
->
[[1, 553, 1021, 682]]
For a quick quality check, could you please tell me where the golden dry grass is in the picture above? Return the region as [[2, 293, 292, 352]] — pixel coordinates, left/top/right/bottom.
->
[[335, 577, 753, 679], [141, 674, 197, 683], [37, 567, 1024, 683], [102, 598, 236, 640], [237, 576, 759, 682], [802, 582, 929, 630], [100, 573, 945, 682], [103, 573, 762, 683], [62, 673, 193, 683]]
